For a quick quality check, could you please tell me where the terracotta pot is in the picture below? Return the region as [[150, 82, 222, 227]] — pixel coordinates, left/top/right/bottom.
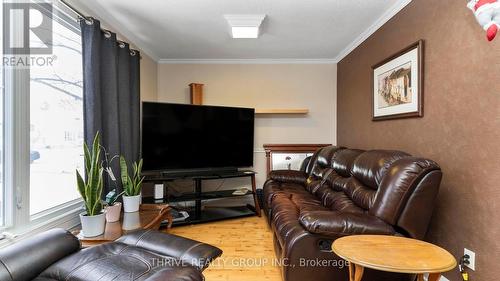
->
[[105, 202, 122, 222], [79, 211, 106, 237]]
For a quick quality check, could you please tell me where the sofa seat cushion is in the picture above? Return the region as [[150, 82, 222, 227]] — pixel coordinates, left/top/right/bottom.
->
[[299, 211, 396, 237], [37, 242, 204, 281], [271, 193, 329, 250], [320, 189, 365, 213], [263, 180, 309, 208]]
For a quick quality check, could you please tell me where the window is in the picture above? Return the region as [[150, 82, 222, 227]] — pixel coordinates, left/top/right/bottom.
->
[[1, 0, 5, 228], [29, 11, 83, 215], [1, 1, 83, 233]]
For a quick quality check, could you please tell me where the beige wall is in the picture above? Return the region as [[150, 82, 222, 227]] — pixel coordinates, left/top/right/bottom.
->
[[157, 63, 337, 188], [140, 54, 158, 101]]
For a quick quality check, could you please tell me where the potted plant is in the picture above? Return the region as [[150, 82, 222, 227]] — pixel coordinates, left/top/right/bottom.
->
[[120, 156, 144, 213], [103, 189, 123, 222], [76, 133, 106, 237]]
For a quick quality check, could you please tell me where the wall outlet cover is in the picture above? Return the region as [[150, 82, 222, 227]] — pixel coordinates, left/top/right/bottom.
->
[[464, 248, 476, 271]]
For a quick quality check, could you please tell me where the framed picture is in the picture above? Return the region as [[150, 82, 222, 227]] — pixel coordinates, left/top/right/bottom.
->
[[372, 40, 424, 121]]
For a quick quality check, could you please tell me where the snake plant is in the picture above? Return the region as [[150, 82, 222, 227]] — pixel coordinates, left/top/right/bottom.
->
[[76, 132, 104, 216], [120, 156, 144, 196]]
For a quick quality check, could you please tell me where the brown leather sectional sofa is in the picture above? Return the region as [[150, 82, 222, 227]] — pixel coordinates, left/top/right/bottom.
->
[[263, 146, 442, 281]]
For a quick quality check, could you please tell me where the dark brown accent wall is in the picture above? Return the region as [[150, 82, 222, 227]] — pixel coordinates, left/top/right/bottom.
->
[[337, 0, 500, 280]]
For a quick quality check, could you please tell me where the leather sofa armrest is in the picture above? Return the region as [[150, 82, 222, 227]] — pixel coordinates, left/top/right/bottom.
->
[[269, 170, 308, 185], [299, 211, 395, 237], [0, 228, 80, 281], [116, 230, 223, 271]]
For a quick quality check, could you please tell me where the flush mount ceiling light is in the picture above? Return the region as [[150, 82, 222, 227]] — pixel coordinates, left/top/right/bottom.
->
[[224, 14, 266, 39]]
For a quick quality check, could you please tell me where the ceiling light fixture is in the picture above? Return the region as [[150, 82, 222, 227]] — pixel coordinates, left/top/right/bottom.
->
[[224, 14, 266, 39]]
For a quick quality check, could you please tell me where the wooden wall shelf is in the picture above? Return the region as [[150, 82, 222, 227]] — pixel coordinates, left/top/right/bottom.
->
[[186, 83, 309, 115], [255, 108, 309, 114]]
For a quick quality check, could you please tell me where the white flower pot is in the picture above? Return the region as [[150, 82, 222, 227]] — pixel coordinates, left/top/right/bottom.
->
[[105, 202, 122, 222], [79, 212, 106, 237], [123, 194, 141, 213]]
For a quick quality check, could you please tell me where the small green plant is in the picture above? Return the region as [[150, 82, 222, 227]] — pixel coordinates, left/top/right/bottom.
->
[[120, 156, 144, 196], [76, 132, 104, 216]]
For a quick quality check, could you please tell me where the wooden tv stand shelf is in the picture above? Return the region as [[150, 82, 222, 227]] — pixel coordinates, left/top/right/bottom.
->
[[142, 170, 261, 226]]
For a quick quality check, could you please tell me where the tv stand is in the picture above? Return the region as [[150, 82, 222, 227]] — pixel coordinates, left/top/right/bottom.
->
[[142, 170, 261, 227], [160, 167, 238, 178]]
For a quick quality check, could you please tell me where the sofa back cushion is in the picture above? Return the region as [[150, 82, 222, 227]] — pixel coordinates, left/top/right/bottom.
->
[[308, 146, 344, 178], [315, 149, 365, 212], [369, 157, 441, 226], [331, 149, 365, 177], [350, 150, 410, 190], [337, 150, 409, 211]]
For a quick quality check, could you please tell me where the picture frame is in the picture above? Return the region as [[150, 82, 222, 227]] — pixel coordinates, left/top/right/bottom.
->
[[372, 40, 424, 121]]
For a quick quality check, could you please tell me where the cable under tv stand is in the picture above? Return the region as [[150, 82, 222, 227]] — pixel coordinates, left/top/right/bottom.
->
[[142, 169, 261, 227]]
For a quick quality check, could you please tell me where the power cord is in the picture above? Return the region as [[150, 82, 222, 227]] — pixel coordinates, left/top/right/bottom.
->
[[459, 254, 470, 281]]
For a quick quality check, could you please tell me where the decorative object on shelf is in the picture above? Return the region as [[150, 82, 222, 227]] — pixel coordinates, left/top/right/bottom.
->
[[189, 83, 204, 105], [120, 156, 144, 213], [468, 0, 500, 41], [372, 40, 424, 121], [104, 189, 123, 222], [76, 132, 106, 237]]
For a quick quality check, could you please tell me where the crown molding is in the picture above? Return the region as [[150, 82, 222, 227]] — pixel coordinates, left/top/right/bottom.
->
[[66, 0, 160, 61], [158, 58, 338, 64], [334, 0, 413, 62]]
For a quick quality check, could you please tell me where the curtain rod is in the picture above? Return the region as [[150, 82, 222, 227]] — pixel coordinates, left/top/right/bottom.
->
[[59, 0, 88, 21], [58, 0, 142, 59]]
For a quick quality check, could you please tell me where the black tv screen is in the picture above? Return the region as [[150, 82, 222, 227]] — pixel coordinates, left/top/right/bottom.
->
[[142, 102, 255, 171]]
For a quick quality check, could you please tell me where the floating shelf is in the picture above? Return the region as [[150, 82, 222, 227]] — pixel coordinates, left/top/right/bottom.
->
[[255, 108, 309, 114]]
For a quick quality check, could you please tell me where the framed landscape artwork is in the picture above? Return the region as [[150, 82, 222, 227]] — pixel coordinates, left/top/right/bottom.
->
[[372, 40, 424, 121]]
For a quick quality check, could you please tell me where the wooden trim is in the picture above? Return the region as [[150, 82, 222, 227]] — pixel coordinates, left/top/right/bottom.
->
[[371, 40, 424, 121], [263, 144, 331, 177], [189, 83, 204, 105]]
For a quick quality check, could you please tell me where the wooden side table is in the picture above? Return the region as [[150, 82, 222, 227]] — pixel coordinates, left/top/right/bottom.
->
[[332, 235, 457, 281], [74, 204, 172, 247]]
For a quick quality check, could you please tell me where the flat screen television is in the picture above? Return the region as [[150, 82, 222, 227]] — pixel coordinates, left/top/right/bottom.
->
[[142, 102, 255, 172]]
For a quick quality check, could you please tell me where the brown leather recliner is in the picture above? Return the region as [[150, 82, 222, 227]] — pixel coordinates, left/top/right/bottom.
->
[[263, 146, 442, 281]]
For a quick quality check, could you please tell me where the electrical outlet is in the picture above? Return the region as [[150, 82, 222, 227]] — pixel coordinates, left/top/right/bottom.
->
[[464, 248, 476, 271]]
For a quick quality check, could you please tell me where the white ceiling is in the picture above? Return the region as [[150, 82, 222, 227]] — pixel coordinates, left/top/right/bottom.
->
[[71, 0, 412, 62]]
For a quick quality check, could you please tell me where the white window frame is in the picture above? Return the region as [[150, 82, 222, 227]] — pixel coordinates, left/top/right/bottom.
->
[[0, 1, 83, 243]]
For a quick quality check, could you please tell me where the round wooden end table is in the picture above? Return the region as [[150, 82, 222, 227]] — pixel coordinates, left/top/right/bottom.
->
[[332, 235, 457, 281]]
